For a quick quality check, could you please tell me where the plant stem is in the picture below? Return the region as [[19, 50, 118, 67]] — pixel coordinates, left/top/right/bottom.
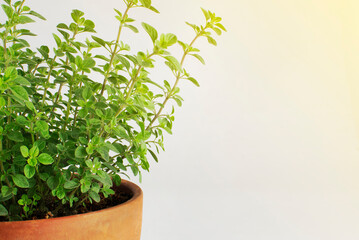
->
[[63, 77, 75, 130], [42, 56, 57, 106], [99, 3, 132, 96], [146, 34, 201, 130]]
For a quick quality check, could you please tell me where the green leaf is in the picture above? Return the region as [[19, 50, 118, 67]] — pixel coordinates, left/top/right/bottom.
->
[[92, 36, 106, 47], [38, 153, 54, 165], [165, 33, 177, 46], [20, 146, 29, 158], [28, 10, 46, 20], [18, 16, 35, 24], [27, 157, 37, 167], [8, 131, 24, 142], [47, 176, 59, 190], [139, 0, 151, 8], [75, 146, 87, 158], [84, 19, 95, 29], [57, 23, 69, 30], [83, 58, 96, 69], [0, 204, 8, 216], [149, 6, 160, 13], [148, 149, 158, 162], [207, 36, 217, 46], [10, 86, 29, 101], [35, 120, 49, 132], [113, 174, 122, 186], [13, 76, 31, 86], [201, 8, 210, 20], [64, 180, 80, 190], [141, 22, 157, 43], [186, 77, 200, 87], [53, 33, 61, 47], [89, 190, 100, 202], [215, 23, 227, 32], [190, 53, 205, 65], [115, 55, 130, 70], [97, 146, 109, 161], [164, 56, 182, 72], [71, 9, 84, 23], [24, 165, 35, 179], [12, 174, 29, 188], [125, 24, 139, 33], [1, 4, 12, 18], [82, 87, 93, 100], [29, 146, 39, 157]]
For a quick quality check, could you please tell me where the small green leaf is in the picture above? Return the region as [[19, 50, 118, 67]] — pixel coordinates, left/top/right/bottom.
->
[[89, 190, 100, 202], [207, 36, 217, 46], [12, 174, 29, 188], [92, 36, 106, 47], [186, 77, 200, 87], [201, 8, 210, 20], [53, 33, 61, 47], [1, 4, 13, 18], [13, 76, 31, 86], [164, 56, 182, 72], [190, 53, 205, 65], [97, 146, 109, 161], [35, 120, 48, 132], [27, 157, 37, 167], [24, 165, 35, 179], [139, 0, 151, 8], [148, 149, 158, 162], [20, 146, 29, 158], [215, 23, 227, 32], [71, 9, 84, 23], [141, 22, 158, 43], [75, 146, 87, 158], [29, 146, 39, 157], [8, 132, 24, 142], [64, 180, 80, 189], [84, 19, 95, 29], [149, 6, 160, 13], [57, 23, 69, 30], [82, 87, 93, 100], [10, 86, 29, 101], [38, 153, 54, 165], [47, 176, 59, 190], [165, 33, 177, 46], [18, 16, 35, 24], [0, 204, 8, 216], [125, 24, 139, 33], [28, 10, 46, 20], [113, 174, 122, 186]]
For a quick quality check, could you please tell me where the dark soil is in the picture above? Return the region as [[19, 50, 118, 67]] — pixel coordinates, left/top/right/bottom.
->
[[0, 185, 133, 221]]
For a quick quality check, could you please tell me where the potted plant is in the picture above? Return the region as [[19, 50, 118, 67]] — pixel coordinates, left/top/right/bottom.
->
[[0, 0, 225, 239]]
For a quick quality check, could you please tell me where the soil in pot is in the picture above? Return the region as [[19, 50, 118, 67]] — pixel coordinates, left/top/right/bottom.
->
[[0, 183, 133, 221]]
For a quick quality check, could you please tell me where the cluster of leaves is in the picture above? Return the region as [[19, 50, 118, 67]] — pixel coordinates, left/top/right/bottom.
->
[[0, 0, 225, 220]]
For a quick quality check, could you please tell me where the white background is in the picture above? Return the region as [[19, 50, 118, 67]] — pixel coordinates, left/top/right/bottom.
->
[[26, 0, 359, 239]]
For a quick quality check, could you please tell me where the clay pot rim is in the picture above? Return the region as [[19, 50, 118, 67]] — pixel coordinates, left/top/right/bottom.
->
[[0, 179, 142, 224]]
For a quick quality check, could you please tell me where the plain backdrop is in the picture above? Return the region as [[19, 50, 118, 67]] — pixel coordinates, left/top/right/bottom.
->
[[24, 0, 359, 239]]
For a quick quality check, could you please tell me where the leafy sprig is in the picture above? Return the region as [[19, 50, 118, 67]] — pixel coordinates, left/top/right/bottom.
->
[[0, 0, 225, 220]]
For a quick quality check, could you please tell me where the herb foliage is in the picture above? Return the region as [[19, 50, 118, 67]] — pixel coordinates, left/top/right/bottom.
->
[[0, 0, 225, 220]]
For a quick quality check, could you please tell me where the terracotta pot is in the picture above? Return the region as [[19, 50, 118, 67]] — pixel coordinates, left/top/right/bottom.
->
[[0, 180, 143, 240]]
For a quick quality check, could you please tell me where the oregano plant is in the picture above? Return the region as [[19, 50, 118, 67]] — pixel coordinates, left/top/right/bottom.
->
[[0, 0, 225, 220]]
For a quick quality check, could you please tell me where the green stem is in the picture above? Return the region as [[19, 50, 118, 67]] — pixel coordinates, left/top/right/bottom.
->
[[42, 56, 57, 106], [63, 81, 74, 130], [145, 34, 202, 130], [99, 3, 133, 96]]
